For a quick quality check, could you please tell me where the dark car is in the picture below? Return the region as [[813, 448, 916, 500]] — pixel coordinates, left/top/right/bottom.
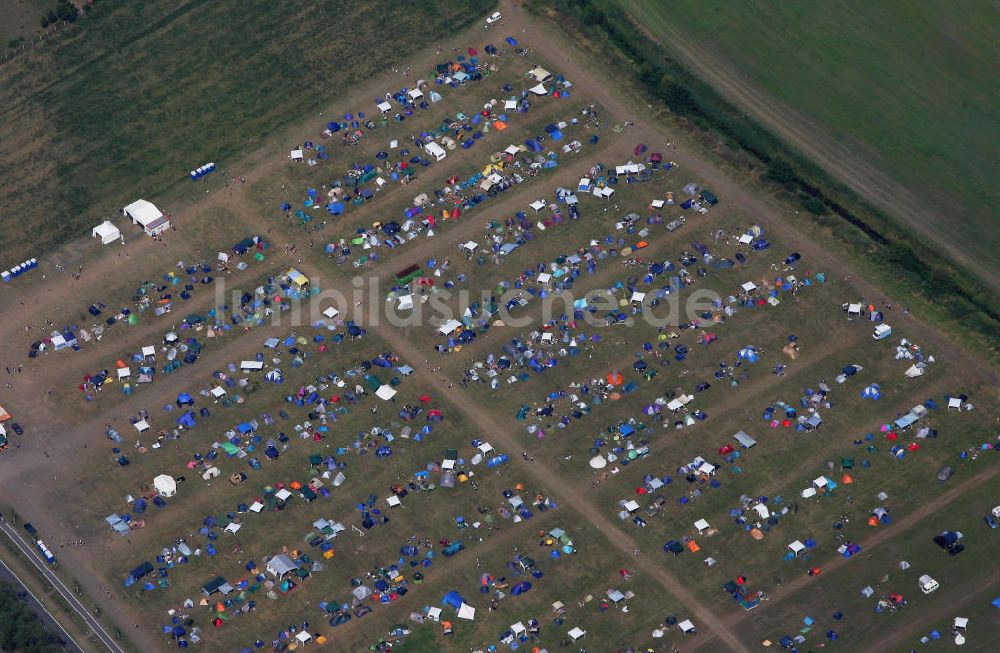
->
[[10, 423, 23, 436], [984, 514, 998, 530]]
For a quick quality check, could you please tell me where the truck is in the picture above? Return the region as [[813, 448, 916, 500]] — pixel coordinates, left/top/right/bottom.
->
[[918, 574, 939, 594], [873, 324, 892, 340]]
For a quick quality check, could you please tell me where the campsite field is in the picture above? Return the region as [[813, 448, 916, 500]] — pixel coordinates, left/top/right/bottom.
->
[[614, 0, 1000, 288], [0, 1, 998, 652]]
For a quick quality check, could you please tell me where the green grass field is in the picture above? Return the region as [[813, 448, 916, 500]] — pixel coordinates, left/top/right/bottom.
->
[[615, 0, 1000, 280], [0, 0, 491, 262]]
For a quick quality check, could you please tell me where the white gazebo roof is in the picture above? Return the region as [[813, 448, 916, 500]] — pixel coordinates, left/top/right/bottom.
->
[[123, 200, 163, 227], [134, 420, 150, 433], [153, 474, 176, 496], [93, 221, 121, 244], [375, 385, 397, 401], [694, 518, 710, 532]]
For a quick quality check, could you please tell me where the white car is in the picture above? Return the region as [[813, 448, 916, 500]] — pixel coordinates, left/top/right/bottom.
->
[[486, 11, 502, 25], [918, 574, 939, 595]]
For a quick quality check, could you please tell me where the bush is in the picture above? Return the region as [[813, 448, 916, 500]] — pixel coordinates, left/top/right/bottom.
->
[[766, 159, 797, 186], [801, 196, 827, 215]]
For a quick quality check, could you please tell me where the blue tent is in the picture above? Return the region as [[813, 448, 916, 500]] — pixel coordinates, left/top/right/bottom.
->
[[442, 591, 466, 609], [861, 384, 881, 400]]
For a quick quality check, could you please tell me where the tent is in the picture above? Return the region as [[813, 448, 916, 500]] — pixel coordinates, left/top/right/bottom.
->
[[861, 384, 881, 400], [266, 554, 297, 579], [92, 221, 121, 245], [153, 474, 177, 497], [124, 199, 170, 237], [679, 620, 696, 634], [376, 385, 397, 401], [733, 431, 757, 448], [568, 627, 586, 641]]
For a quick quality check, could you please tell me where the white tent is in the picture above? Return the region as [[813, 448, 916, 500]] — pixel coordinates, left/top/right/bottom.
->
[[141, 345, 156, 357], [134, 420, 150, 433], [290, 149, 304, 160], [249, 501, 264, 513], [679, 620, 696, 634], [457, 603, 476, 620], [437, 319, 462, 336], [528, 66, 552, 82], [397, 294, 414, 311], [741, 281, 757, 292], [529, 83, 548, 96], [124, 199, 170, 237], [153, 474, 177, 497], [375, 385, 397, 401], [92, 221, 121, 244], [788, 540, 806, 556], [376, 101, 392, 113], [738, 234, 753, 245], [529, 199, 546, 212], [408, 88, 423, 100], [295, 631, 311, 644], [322, 306, 340, 320], [753, 504, 770, 519], [568, 627, 586, 641], [904, 364, 924, 378], [266, 554, 297, 579], [426, 606, 442, 621], [694, 518, 710, 534]]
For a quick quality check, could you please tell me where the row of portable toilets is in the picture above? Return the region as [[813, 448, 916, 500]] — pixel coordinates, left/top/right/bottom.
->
[[1, 257, 38, 283], [189, 162, 216, 181]]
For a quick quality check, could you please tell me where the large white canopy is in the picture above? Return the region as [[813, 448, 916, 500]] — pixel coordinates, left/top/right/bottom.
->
[[92, 221, 121, 244], [153, 474, 177, 497]]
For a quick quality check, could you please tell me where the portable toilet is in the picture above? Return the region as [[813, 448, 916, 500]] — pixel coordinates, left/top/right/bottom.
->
[[873, 324, 892, 341]]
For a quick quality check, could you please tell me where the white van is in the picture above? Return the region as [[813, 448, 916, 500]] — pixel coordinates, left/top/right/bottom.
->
[[918, 574, 939, 594], [424, 141, 447, 162]]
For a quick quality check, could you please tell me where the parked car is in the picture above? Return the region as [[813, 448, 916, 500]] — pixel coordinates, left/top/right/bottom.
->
[[10, 423, 23, 436], [485, 11, 502, 25], [984, 514, 998, 530]]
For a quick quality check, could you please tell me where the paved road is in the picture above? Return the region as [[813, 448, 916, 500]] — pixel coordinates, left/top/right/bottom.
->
[[0, 517, 124, 653], [0, 554, 82, 652]]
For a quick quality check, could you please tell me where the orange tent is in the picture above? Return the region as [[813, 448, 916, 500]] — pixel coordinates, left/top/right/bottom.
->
[[633, 241, 649, 249], [841, 474, 854, 484], [493, 120, 507, 131], [687, 540, 701, 552], [607, 371, 623, 385]]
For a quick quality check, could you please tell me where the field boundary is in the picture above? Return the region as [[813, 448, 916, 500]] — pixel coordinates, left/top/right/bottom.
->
[[524, 0, 1000, 365]]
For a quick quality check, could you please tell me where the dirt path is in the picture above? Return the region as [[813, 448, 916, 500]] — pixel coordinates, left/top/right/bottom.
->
[[375, 325, 750, 652], [618, 8, 998, 291], [689, 465, 999, 651], [860, 569, 1000, 653]]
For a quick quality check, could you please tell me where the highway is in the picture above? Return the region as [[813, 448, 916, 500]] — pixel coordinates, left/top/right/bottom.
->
[[0, 516, 125, 653]]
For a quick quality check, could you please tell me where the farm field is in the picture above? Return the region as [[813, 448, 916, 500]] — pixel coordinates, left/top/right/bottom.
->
[[0, 0, 491, 262], [0, 2, 998, 653], [615, 0, 1000, 289]]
